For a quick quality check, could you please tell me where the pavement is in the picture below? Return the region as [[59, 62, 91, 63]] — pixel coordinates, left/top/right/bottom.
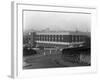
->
[[23, 53, 89, 69]]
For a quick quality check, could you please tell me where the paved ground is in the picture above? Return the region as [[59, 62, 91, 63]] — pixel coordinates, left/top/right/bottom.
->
[[23, 50, 89, 69]]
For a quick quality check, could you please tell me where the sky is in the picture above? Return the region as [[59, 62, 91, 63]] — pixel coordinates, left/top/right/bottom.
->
[[23, 10, 91, 32]]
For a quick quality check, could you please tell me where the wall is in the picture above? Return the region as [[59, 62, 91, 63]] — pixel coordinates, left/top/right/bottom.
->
[[0, 0, 100, 80]]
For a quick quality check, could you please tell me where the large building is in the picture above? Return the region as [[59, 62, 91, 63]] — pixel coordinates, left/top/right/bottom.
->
[[29, 31, 90, 49]]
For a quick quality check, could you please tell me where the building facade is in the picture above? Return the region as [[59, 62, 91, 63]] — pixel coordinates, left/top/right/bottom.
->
[[29, 31, 90, 49]]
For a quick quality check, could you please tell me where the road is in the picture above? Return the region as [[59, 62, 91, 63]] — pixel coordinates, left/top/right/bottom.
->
[[23, 53, 64, 69]]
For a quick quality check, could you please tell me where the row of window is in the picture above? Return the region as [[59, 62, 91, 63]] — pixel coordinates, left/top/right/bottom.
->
[[36, 35, 63, 41], [35, 35, 84, 42]]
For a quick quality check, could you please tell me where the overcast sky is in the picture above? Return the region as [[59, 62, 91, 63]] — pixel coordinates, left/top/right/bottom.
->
[[23, 11, 91, 32]]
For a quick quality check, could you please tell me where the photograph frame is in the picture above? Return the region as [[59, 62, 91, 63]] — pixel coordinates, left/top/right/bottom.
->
[[11, 1, 97, 78]]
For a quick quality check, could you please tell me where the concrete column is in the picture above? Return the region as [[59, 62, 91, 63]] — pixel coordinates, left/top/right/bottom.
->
[[43, 51, 45, 55], [50, 49, 51, 54]]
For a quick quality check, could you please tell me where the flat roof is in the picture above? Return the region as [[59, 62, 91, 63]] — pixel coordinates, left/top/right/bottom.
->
[[35, 31, 90, 36]]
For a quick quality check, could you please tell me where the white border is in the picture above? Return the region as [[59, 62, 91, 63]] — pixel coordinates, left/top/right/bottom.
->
[[11, 1, 97, 79]]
